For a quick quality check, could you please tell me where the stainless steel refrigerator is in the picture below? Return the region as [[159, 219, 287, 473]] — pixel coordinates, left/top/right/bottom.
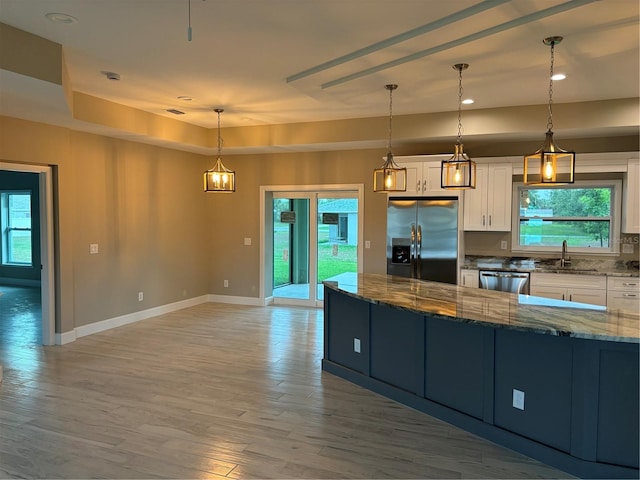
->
[[387, 197, 459, 284]]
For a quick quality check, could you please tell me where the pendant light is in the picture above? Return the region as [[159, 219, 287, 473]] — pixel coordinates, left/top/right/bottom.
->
[[204, 108, 236, 193], [441, 63, 476, 189], [524, 36, 575, 185], [373, 84, 407, 193]]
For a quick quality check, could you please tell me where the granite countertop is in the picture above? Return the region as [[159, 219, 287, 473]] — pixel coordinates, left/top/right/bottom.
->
[[324, 273, 640, 343], [463, 256, 639, 277]]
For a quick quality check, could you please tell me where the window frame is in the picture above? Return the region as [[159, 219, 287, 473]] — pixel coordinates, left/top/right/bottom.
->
[[1, 190, 33, 266], [511, 180, 621, 255]]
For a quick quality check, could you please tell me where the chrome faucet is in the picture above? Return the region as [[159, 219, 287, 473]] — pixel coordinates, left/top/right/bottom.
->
[[560, 239, 571, 267]]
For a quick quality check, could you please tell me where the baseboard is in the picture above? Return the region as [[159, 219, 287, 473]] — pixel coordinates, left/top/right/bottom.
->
[[56, 330, 77, 345], [74, 295, 210, 339], [57, 294, 273, 344]]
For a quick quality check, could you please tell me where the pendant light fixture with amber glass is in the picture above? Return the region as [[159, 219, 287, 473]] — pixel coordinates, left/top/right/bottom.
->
[[441, 63, 476, 189], [524, 36, 575, 185], [204, 108, 236, 193], [373, 84, 407, 193]]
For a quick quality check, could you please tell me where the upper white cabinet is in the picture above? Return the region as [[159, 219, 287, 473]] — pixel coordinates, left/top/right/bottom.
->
[[394, 156, 459, 197], [463, 163, 512, 231], [459, 268, 479, 288], [622, 159, 640, 233]]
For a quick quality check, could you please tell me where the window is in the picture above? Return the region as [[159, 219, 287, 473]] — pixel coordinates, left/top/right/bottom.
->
[[1, 191, 33, 265], [513, 181, 621, 254]]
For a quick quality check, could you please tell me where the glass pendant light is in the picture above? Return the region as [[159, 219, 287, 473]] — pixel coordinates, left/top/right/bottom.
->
[[204, 108, 236, 193], [524, 36, 575, 185], [373, 84, 407, 193], [441, 63, 476, 189]]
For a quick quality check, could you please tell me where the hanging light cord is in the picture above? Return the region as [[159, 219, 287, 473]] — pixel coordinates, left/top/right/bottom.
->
[[387, 86, 394, 155], [215, 109, 223, 158], [547, 40, 556, 132], [187, 0, 193, 41], [456, 66, 464, 145]]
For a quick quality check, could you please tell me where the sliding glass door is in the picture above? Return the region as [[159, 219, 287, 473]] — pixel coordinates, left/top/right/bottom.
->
[[272, 190, 359, 306]]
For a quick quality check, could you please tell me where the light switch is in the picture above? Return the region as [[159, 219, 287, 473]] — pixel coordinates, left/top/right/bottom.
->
[[89, 244, 99, 254], [365, 240, 371, 249], [512, 388, 525, 410], [244, 237, 252, 246]]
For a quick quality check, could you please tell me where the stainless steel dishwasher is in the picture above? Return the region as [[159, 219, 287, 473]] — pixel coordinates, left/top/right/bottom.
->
[[479, 270, 530, 294]]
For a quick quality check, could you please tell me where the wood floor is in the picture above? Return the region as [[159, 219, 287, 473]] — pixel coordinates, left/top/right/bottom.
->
[[0, 301, 575, 479]]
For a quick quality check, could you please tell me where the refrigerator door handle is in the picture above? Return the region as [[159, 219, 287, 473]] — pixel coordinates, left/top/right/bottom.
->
[[416, 224, 422, 278], [410, 224, 417, 278]]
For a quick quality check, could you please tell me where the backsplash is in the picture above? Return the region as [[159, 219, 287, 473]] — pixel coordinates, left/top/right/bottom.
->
[[464, 231, 640, 263]]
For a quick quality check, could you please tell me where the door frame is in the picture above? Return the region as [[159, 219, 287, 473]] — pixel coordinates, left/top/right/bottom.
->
[[260, 184, 364, 307], [0, 162, 55, 345]]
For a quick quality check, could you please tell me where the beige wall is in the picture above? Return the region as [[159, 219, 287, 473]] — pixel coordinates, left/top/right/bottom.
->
[[1, 113, 639, 336]]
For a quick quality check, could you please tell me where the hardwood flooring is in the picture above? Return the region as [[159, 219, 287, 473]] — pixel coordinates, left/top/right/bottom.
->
[[0, 301, 574, 479]]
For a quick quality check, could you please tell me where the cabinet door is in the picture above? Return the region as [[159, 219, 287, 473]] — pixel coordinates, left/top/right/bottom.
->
[[463, 165, 489, 230], [607, 292, 640, 311], [568, 288, 607, 306], [622, 159, 640, 233], [460, 269, 479, 288], [486, 164, 513, 231], [530, 286, 567, 301], [394, 161, 422, 196], [424, 161, 446, 194]]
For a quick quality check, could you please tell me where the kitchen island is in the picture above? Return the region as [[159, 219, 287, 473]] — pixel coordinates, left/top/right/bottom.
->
[[322, 274, 639, 479]]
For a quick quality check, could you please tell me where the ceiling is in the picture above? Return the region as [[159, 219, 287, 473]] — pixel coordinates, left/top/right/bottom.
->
[[0, 0, 638, 146]]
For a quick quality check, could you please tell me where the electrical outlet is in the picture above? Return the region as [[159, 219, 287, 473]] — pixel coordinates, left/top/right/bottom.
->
[[89, 243, 99, 254], [500, 240, 508, 250], [353, 338, 361, 353], [244, 237, 252, 246], [622, 243, 634, 254], [138, 291, 143, 302], [512, 388, 525, 410], [224, 280, 229, 288], [365, 240, 371, 249]]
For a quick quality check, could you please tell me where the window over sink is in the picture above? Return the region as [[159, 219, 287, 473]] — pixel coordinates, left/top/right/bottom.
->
[[512, 180, 621, 254]]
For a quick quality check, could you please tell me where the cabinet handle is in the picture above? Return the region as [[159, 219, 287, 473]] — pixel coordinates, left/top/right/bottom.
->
[[489, 215, 492, 226], [622, 282, 638, 287], [622, 293, 638, 298], [482, 215, 486, 226], [569, 294, 572, 301], [562, 294, 565, 300], [417, 180, 421, 191], [423, 179, 427, 191]]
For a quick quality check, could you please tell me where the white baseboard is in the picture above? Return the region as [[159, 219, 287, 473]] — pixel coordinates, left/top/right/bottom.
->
[[56, 294, 268, 345], [74, 295, 210, 339], [56, 330, 77, 345]]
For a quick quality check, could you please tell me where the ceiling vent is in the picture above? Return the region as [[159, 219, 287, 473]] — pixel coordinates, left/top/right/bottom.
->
[[166, 109, 185, 115]]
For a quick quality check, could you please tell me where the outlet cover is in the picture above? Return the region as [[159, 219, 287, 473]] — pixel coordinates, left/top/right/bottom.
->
[[512, 388, 525, 410], [354, 338, 361, 353], [138, 292, 143, 301], [90, 243, 99, 254], [244, 237, 252, 246], [622, 243, 634, 254], [500, 240, 508, 250], [365, 240, 371, 249]]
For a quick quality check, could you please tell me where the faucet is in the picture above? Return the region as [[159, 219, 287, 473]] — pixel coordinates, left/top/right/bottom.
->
[[560, 240, 571, 267]]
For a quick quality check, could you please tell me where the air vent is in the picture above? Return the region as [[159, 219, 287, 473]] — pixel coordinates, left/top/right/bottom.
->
[[166, 109, 185, 115]]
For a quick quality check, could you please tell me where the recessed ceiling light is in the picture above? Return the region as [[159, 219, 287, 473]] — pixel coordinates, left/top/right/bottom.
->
[[100, 71, 120, 81], [45, 13, 78, 24], [462, 98, 474, 105], [551, 73, 566, 81]]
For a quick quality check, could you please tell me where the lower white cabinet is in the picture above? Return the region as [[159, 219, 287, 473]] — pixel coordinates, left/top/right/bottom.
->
[[460, 269, 479, 288], [607, 276, 640, 311], [530, 273, 607, 306]]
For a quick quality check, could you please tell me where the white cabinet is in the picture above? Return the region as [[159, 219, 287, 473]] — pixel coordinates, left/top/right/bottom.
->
[[530, 273, 607, 306], [460, 269, 479, 288], [607, 276, 640, 311], [622, 159, 640, 233], [463, 163, 512, 231], [394, 156, 458, 197]]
